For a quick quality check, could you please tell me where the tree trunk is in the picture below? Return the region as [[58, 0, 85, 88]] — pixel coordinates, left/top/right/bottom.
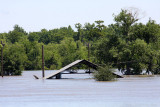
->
[[125, 64, 131, 75]]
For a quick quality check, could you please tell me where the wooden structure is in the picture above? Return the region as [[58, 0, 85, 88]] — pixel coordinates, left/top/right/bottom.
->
[[43, 60, 123, 79], [42, 45, 45, 78]]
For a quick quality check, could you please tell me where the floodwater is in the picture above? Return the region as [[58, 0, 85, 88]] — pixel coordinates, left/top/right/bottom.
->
[[0, 70, 160, 107]]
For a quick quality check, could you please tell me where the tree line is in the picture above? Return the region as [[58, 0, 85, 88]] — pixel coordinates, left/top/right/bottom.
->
[[0, 8, 160, 75]]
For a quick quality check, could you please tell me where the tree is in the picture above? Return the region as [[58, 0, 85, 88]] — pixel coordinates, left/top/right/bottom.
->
[[83, 21, 106, 42], [58, 38, 87, 67], [25, 41, 42, 70], [131, 20, 160, 44], [144, 19, 160, 43], [58, 38, 77, 66], [44, 43, 62, 69], [75, 23, 83, 41], [113, 8, 139, 42], [83, 22, 95, 41], [3, 43, 27, 75], [6, 25, 27, 44], [39, 29, 51, 44], [13, 24, 27, 35], [28, 32, 40, 42], [129, 39, 148, 74], [95, 20, 105, 31]]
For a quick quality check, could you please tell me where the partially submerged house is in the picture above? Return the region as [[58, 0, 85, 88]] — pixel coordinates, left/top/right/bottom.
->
[[43, 59, 123, 79]]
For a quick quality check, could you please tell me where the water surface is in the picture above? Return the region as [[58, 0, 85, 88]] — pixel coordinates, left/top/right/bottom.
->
[[0, 71, 160, 107]]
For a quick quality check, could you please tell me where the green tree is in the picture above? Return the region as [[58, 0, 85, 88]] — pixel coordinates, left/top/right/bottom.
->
[[28, 32, 40, 42], [13, 24, 27, 35], [75, 23, 83, 41], [6, 25, 27, 44], [58, 38, 77, 66], [144, 19, 160, 43], [44, 43, 62, 69], [113, 9, 139, 42], [3, 43, 27, 75], [83, 21, 106, 42], [25, 41, 42, 70]]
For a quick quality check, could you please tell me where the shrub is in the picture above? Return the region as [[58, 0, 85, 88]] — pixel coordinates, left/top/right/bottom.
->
[[93, 65, 116, 81]]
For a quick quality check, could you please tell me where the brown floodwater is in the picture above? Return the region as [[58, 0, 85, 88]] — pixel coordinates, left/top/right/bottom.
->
[[0, 70, 160, 107]]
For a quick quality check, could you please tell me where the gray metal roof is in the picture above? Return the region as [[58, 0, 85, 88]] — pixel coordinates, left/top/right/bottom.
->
[[44, 60, 83, 79]]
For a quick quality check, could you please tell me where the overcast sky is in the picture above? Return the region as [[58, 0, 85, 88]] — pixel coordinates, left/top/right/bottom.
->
[[0, 0, 160, 33]]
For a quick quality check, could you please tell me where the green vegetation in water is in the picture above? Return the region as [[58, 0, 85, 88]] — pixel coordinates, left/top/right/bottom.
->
[[93, 65, 116, 81]]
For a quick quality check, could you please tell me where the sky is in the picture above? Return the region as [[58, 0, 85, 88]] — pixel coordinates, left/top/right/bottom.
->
[[0, 0, 160, 33]]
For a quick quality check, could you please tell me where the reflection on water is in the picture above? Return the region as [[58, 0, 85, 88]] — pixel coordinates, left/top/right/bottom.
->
[[0, 70, 160, 107]]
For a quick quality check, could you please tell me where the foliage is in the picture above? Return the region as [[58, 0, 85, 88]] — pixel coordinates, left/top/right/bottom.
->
[[1, 8, 160, 76], [93, 65, 116, 81], [3, 43, 27, 75], [113, 9, 139, 42]]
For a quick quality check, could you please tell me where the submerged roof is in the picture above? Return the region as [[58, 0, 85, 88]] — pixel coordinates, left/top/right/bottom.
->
[[43, 59, 122, 79]]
